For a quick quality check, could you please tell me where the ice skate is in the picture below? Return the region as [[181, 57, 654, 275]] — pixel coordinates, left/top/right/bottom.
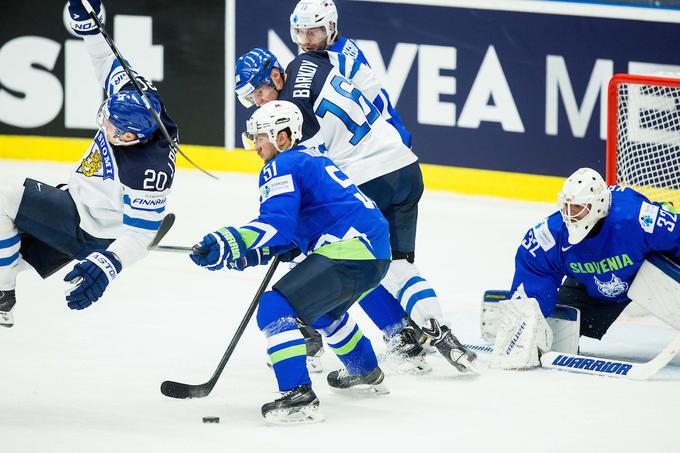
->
[[0, 290, 16, 328], [304, 327, 324, 374], [327, 366, 389, 395], [381, 325, 432, 375], [421, 319, 478, 373], [261, 384, 325, 425]]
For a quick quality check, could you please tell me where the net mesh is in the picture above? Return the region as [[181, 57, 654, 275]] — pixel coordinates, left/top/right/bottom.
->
[[613, 76, 680, 207]]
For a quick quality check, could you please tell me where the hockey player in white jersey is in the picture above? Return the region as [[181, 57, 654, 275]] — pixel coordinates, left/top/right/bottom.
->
[[0, 0, 176, 326], [234, 48, 477, 374], [289, 0, 412, 147]]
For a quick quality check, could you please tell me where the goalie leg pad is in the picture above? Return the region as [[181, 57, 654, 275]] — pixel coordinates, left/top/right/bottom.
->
[[490, 297, 553, 369], [629, 252, 680, 330], [480, 290, 512, 343], [547, 305, 580, 354]]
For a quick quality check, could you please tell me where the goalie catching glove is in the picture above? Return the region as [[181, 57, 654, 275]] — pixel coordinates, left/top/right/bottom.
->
[[490, 297, 553, 369]]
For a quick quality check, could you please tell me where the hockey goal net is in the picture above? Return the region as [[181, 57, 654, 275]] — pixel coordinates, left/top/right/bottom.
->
[[607, 73, 680, 208]]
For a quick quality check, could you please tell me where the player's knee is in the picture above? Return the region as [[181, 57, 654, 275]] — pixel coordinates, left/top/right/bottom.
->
[[256, 290, 297, 332]]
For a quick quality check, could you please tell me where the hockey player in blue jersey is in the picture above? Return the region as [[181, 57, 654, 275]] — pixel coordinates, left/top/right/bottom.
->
[[190, 101, 391, 424], [486, 168, 680, 369], [234, 47, 477, 375], [0, 0, 176, 327]]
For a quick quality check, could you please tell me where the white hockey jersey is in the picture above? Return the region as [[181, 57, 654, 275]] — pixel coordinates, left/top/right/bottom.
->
[[67, 34, 177, 268], [279, 51, 417, 186]]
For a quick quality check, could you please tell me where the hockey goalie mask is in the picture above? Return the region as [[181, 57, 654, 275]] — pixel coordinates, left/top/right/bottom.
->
[[242, 101, 303, 154], [558, 168, 611, 244], [290, 0, 338, 51]]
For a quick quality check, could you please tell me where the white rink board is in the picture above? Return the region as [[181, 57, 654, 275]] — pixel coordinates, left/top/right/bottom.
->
[[0, 160, 679, 453]]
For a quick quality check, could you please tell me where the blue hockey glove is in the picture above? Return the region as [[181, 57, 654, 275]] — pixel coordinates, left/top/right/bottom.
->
[[226, 247, 272, 271], [64, 250, 122, 310], [67, 0, 104, 36], [190, 227, 247, 271]]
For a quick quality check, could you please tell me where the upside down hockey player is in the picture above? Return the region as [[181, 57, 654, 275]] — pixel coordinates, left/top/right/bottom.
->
[[234, 47, 477, 375], [190, 101, 391, 424], [0, 0, 176, 326], [485, 168, 680, 369]]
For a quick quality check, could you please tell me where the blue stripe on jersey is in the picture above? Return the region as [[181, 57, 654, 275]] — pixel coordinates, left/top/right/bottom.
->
[[267, 338, 306, 355], [123, 195, 166, 213], [405, 289, 437, 314], [397, 276, 426, 302], [0, 235, 20, 249], [349, 59, 362, 79], [373, 94, 385, 113], [337, 52, 347, 77], [0, 251, 20, 266], [123, 215, 162, 231]]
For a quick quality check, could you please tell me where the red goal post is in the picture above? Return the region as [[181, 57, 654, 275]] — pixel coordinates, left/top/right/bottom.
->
[[606, 73, 680, 208]]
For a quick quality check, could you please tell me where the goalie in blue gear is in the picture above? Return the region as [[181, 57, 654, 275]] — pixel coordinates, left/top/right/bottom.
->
[[0, 0, 177, 327], [191, 101, 391, 424], [485, 168, 680, 370]]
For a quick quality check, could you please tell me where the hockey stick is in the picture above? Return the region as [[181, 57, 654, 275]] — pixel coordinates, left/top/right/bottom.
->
[[540, 332, 680, 380], [160, 256, 281, 399], [148, 213, 176, 249], [152, 244, 193, 253], [80, 0, 218, 180]]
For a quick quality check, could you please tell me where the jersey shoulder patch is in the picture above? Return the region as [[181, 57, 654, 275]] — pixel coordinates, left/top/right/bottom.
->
[[260, 174, 295, 203], [639, 201, 660, 233], [532, 218, 556, 251]]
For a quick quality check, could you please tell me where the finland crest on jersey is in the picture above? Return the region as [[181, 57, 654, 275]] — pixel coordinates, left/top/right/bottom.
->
[[77, 128, 118, 179]]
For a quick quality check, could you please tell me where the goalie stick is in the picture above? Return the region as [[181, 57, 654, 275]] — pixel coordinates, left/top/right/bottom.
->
[[463, 336, 680, 380], [540, 332, 680, 380], [80, 0, 218, 180], [160, 256, 281, 399]]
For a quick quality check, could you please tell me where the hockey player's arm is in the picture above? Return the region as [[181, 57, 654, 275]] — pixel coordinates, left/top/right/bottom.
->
[[107, 187, 170, 268], [327, 52, 382, 102], [641, 202, 680, 258], [190, 164, 300, 271], [67, 0, 148, 97], [510, 244, 563, 317]]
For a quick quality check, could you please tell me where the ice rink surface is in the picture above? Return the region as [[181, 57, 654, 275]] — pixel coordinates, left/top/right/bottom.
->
[[1, 160, 679, 453]]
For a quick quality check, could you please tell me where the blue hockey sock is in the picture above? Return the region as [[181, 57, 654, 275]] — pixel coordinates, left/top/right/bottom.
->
[[313, 313, 378, 375], [256, 290, 309, 392], [358, 285, 407, 338]]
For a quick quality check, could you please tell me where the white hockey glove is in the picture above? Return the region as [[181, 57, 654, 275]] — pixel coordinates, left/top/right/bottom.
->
[[490, 297, 553, 370]]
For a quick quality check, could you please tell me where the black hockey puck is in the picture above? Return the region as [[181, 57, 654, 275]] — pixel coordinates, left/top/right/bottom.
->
[[202, 416, 220, 424]]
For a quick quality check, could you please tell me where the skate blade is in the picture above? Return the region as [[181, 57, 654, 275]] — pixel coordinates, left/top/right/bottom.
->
[[330, 382, 390, 396], [307, 356, 323, 374], [263, 406, 325, 425], [0, 312, 14, 328], [380, 354, 433, 376], [452, 355, 480, 375]]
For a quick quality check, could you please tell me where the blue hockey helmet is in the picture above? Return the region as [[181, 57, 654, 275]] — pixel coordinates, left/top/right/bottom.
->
[[234, 48, 284, 108], [97, 91, 161, 145]]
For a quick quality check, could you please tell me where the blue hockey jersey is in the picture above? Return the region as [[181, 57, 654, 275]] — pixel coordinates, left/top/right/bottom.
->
[[237, 146, 391, 260], [511, 187, 680, 316]]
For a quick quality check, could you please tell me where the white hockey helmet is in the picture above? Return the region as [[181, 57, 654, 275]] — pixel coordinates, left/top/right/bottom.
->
[[558, 168, 611, 244], [242, 101, 303, 152], [290, 0, 339, 49]]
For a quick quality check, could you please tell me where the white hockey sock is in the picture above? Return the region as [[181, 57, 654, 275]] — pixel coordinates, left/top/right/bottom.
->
[[0, 223, 21, 290], [381, 260, 444, 328]]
